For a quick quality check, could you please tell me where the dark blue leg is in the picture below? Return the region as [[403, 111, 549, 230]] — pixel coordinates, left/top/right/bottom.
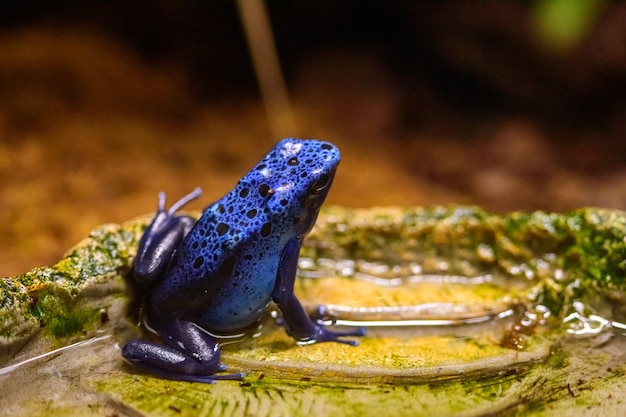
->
[[272, 239, 365, 345], [122, 317, 245, 383], [134, 188, 202, 283]]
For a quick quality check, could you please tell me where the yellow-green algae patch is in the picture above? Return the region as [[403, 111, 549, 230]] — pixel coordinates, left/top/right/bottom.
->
[[94, 335, 626, 417], [296, 275, 515, 319], [96, 372, 527, 417], [222, 318, 550, 383]]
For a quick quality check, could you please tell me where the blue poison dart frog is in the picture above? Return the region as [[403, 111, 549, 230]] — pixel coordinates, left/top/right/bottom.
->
[[122, 138, 365, 383]]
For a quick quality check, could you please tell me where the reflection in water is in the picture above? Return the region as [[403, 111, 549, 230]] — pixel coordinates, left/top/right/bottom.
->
[[298, 256, 521, 329], [298, 257, 626, 339], [314, 305, 518, 328], [298, 257, 495, 285], [0, 334, 111, 376], [564, 301, 626, 336]]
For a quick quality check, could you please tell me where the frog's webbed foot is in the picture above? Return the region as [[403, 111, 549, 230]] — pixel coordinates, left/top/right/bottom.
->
[[274, 308, 366, 346], [296, 324, 366, 347], [122, 317, 245, 384]]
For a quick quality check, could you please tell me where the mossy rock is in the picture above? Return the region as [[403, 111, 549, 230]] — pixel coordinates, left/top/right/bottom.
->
[[1, 206, 626, 416]]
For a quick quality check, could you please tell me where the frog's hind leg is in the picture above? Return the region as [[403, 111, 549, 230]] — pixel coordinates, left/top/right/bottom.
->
[[122, 317, 245, 383]]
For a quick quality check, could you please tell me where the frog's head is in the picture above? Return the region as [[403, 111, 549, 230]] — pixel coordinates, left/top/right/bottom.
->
[[235, 138, 340, 238], [278, 138, 340, 235]]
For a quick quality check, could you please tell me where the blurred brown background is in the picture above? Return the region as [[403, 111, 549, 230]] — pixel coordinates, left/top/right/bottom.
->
[[1, 1, 626, 277]]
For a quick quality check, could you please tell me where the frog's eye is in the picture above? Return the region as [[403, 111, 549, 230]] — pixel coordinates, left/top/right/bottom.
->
[[310, 173, 330, 194]]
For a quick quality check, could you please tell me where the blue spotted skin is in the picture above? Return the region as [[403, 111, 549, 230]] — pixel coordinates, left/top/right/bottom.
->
[[122, 138, 364, 383], [152, 139, 338, 330]]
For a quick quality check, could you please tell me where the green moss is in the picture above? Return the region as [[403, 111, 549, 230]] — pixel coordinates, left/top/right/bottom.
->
[[0, 218, 147, 347], [29, 290, 99, 338], [545, 347, 569, 370]]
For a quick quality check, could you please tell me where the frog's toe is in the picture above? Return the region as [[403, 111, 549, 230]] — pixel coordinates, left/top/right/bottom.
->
[[177, 371, 246, 384], [299, 325, 366, 346], [331, 327, 367, 346], [208, 371, 247, 381]]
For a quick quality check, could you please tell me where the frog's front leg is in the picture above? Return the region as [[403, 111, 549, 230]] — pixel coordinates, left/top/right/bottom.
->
[[122, 317, 245, 383], [272, 239, 366, 345], [134, 188, 202, 283]]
